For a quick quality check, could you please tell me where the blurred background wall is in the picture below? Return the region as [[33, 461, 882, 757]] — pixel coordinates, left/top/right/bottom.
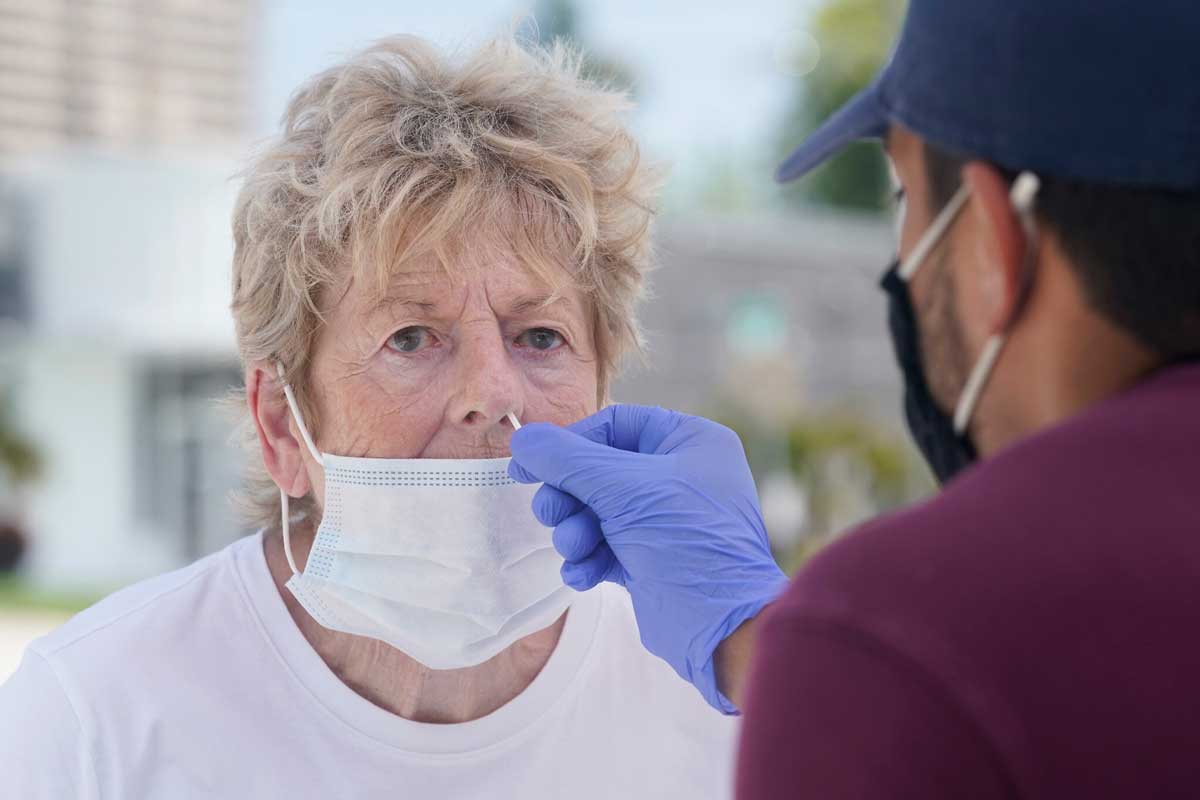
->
[[0, 0, 921, 676]]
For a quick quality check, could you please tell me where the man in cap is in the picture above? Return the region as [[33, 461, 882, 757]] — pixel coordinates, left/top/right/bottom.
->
[[507, 0, 1200, 795]]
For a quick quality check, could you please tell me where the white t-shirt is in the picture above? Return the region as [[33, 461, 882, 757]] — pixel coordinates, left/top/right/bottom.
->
[[0, 532, 738, 799]]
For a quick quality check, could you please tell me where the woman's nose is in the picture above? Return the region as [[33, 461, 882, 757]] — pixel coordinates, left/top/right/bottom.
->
[[448, 328, 522, 429]]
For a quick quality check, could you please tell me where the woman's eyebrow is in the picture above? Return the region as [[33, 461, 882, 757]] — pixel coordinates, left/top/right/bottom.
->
[[366, 296, 440, 317], [507, 293, 570, 315]]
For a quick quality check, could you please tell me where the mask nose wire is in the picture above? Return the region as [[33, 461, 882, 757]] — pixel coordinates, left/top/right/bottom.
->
[[274, 362, 325, 577]]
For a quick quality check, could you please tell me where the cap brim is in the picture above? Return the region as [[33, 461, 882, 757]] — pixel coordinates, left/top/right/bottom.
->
[[775, 82, 890, 183]]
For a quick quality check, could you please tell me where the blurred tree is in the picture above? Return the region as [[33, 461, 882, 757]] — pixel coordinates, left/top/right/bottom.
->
[[0, 397, 39, 484], [714, 403, 931, 573], [520, 0, 637, 93], [0, 391, 39, 573], [696, 154, 757, 213], [778, 0, 906, 212]]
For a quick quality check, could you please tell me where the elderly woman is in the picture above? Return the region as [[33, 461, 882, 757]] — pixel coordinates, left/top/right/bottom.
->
[[0, 35, 738, 798]]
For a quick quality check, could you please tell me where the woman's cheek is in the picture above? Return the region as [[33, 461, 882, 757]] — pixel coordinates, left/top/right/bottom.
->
[[521, 361, 598, 424], [375, 348, 451, 396], [326, 357, 450, 456]]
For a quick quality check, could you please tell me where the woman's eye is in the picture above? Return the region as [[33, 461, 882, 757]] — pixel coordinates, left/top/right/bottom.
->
[[388, 326, 433, 353], [517, 328, 564, 352]]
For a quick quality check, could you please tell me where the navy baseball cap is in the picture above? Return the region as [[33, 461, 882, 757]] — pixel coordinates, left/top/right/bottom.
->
[[778, 0, 1200, 191]]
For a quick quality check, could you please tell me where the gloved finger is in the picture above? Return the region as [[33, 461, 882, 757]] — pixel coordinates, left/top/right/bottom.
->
[[506, 453, 540, 484], [531, 484, 584, 527], [561, 541, 624, 590], [508, 422, 641, 510], [566, 404, 690, 455], [551, 508, 603, 561], [507, 404, 691, 486], [508, 453, 542, 484]]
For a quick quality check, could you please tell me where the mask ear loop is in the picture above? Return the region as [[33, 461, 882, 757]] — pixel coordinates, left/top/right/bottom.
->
[[898, 185, 971, 282], [952, 172, 1041, 434], [274, 362, 325, 577]]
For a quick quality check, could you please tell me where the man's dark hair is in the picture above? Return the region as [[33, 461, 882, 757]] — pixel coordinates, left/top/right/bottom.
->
[[924, 142, 1200, 359]]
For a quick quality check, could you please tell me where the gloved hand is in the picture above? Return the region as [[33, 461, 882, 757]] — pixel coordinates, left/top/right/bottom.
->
[[508, 404, 789, 714]]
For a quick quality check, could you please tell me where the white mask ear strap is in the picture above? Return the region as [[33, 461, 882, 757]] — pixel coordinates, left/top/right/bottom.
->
[[274, 362, 323, 578], [275, 363, 324, 466], [952, 171, 1042, 435], [898, 184, 971, 282], [280, 489, 300, 577], [954, 335, 1006, 434]]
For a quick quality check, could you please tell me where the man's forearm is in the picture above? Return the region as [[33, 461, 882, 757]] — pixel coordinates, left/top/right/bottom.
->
[[714, 610, 769, 710]]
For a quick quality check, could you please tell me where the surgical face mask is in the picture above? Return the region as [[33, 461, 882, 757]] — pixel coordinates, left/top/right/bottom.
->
[[274, 365, 573, 670], [881, 172, 1041, 483]]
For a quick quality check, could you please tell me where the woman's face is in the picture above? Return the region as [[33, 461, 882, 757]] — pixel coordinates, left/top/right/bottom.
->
[[295, 243, 600, 508]]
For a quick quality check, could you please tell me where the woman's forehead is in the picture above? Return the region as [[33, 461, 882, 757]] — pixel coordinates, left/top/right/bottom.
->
[[348, 254, 585, 321]]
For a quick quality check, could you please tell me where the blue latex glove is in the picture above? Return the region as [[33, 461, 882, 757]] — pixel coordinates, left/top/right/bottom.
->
[[508, 404, 789, 714]]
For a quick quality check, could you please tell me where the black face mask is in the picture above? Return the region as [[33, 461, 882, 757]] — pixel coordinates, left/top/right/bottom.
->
[[880, 260, 977, 484]]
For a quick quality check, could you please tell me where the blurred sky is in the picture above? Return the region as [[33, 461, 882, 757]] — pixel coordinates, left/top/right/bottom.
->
[[259, 0, 821, 208]]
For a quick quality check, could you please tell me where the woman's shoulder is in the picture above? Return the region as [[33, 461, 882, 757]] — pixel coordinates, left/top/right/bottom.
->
[[29, 535, 257, 669]]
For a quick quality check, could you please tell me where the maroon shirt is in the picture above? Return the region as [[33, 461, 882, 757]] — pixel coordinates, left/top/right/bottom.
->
[[737, 364, 1200, 799]]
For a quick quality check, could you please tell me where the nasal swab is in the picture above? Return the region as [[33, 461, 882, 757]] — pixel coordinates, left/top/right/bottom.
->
[[506, 412, 522, 430]]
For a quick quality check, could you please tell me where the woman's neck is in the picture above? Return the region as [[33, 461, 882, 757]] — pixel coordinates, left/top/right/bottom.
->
[[262, 524, 565, 724]]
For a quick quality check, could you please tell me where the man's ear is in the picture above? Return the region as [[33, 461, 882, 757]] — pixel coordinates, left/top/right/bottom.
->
[[962, 162, 1031, 336], [246, 361, 312, 499]]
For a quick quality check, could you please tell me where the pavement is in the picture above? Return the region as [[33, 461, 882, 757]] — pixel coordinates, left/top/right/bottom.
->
[[0, 610, 70, 682]]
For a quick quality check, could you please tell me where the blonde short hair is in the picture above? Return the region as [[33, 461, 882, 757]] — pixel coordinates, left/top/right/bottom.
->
[[229, 34, 658, 530]]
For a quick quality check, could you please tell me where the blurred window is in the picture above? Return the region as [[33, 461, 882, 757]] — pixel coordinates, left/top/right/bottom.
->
[[727, 293, 789, 357], [0, 187, 30, 325], [134, 362, 246, 561]]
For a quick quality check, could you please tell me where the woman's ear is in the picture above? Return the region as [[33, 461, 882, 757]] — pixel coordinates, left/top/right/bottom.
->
[[246, 361, 312, 499], [962, 162, 1031, 335]]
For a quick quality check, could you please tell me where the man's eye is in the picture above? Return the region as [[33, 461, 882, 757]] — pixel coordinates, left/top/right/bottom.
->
[[891, 187, 907, 236], [517, 328, 564, 351], [388, 326, 433, 353]]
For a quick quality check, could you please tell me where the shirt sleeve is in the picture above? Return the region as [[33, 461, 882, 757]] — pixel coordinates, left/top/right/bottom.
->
[[735, 612, 1012, 800], [0, 649, 98, 799]]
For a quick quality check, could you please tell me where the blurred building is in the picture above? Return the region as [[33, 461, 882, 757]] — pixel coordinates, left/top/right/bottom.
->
[[0, 0, 254, 156], [0, 1, 904, 592], [616, 211, 901, 424], [3, 154, 246, 590], [0, 0, 255, 591], [615, 211, 915, 553]]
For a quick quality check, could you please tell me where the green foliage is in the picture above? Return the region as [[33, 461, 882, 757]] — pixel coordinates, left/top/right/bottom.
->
[[0, 393, 39, 484], [779, 0, 906, 212], [715, 404, 932, 573], [0, 574, 101, 613], [784, 414, 915, 525]]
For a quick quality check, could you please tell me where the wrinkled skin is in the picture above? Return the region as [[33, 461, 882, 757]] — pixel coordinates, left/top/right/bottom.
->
[[247, 240, 600, 723]]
